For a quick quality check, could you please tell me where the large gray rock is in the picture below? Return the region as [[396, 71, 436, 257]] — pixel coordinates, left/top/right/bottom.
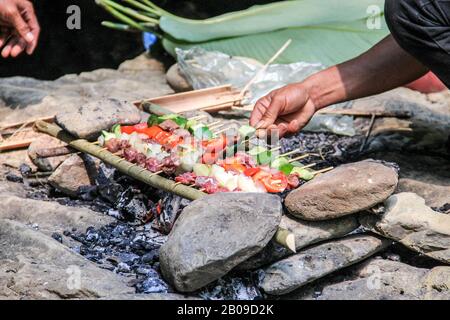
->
[[48, 154, 99, 197], [0, 219, 134, 299], [360, 192, 450, 264], [259, 234, 390, 295], [159, 193, 283, 292], [0, 194, 113, 245], [237, 214, 360, 270], [0, 55, 172, 126], [55, 98, 141, 140], [315, 259, 450, 300], [368, 151, 450, 208], [166, 63, 193, 92], [285, 160, 398, 221], [351, 88, 450, 155]]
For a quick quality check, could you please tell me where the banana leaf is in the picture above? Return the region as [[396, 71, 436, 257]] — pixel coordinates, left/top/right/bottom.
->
[[159, 0, 386, 42], [98, 0, 390, 66], [162, 19, 390, 66]]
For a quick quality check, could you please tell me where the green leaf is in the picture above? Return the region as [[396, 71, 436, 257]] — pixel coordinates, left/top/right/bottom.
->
[[163, 19, 389, 66], [159, 0, 386, 42]]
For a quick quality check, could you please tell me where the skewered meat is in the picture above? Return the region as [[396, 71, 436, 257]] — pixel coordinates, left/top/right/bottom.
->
[[145, 157, 161, 172], [159, 119, 179, 132], [105, 138, 130, 153], [173, 128, 191, 138], [123, 148, 139, 162], [175, 172, 197, 184], [161, 154, 180, 175], [287, 174, 300, 189]]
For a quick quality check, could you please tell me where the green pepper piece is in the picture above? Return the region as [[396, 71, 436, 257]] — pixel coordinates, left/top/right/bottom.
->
[[257, 151, 274, 165], [147, 114, 160, 126], [279, 163, 294, 175]]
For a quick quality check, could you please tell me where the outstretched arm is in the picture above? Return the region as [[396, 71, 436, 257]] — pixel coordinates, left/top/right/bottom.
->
[[250, 35, 428, 137]]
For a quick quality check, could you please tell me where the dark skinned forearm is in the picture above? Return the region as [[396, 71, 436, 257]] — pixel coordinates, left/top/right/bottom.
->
[[303, 35, 428, 110]]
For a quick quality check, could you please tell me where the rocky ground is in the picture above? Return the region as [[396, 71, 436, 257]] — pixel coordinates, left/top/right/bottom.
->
[[0, 54, 449, 300]]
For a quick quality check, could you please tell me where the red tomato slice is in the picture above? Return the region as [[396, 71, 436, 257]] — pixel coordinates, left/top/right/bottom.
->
[[261, 172, 288, 193], [223, 163, 246, 173], [155, 131, 171, 145], [121, 125, 136, 135], [201, 152, 220, 165], [244, 167, 261, 177], [252, 170, 271, 183], [204, 135, 227, 153], [134, 123, 148, 132], [141, 126, 163, 139]]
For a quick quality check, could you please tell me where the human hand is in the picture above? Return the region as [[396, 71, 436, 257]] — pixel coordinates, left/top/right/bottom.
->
[[249, 83, 318, 137], [0, 0, 40, 58]]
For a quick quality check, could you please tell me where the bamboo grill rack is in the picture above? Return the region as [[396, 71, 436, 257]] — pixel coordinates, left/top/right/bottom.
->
[[35, 120, 299, 252]]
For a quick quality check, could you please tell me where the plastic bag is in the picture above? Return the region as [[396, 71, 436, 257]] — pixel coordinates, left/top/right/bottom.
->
[[176, 47, 355, 136]]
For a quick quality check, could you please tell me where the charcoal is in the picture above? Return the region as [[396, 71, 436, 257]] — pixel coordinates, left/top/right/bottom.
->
[[95, 163, 116, 185], [98, 183, 124, 204], [116, 262, 131, 273], [51, 232, 63, 243], [6, 172, 23, 183], [141, 251, 158, 264], [136, 272, 169, 294], [19, 163, 32, 177], [78, 185, 98, 201]]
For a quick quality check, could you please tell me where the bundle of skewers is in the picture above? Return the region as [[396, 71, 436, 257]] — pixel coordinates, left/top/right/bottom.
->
[[97, 112, 332, 195]]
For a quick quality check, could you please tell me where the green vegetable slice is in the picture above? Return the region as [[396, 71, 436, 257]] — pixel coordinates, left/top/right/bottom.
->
[[291, 167, 315, 180], [193, 163, 211, 177], [238, 125, 256, 138]]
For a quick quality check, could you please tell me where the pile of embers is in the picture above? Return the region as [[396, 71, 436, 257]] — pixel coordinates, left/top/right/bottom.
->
[[24, 131, 363, 299]]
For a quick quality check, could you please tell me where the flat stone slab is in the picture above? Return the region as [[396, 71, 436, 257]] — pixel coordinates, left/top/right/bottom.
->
[[55, 98, 141, 140], [48, 154, 99, 197], [0, 219, 134, 299], [0, 194, 113, 241], [285, 159, 398, 221], [316, 259, 450, 300], [28, 134, 70, 172], [237, 214, 359, 270], [259, 234, 390, 295], [360, 192, 450, 264], [160, 193, 282, 292]]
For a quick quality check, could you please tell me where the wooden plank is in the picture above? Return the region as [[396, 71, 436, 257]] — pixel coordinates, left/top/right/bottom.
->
[[0, 139, 34, 151], [135, 85, 243, 113]]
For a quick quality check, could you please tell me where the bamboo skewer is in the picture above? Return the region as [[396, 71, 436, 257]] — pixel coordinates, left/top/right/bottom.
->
[[289, 154, 310, 163], [274, 228, 296, 253], [239, 39, 292, 98], [313, 166, 334, 175]]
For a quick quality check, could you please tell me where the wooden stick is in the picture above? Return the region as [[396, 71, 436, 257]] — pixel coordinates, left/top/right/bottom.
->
[[317, 109, 411, 118], [36, 146, 75, 158], [188, 115, 208, 121], [239, 39, 292, 97], [213, 127, 231, 135], [359, 113, 376, 153], [299, 163, 317, 169], [0, 139, 34, 152], [313, 166, 334, 175], [289, 154, 310, 163], [278, 148, 301, 158], [270, 146, 282, 152], [0, 116, 55, 131], [206, 120, 222, 127]]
